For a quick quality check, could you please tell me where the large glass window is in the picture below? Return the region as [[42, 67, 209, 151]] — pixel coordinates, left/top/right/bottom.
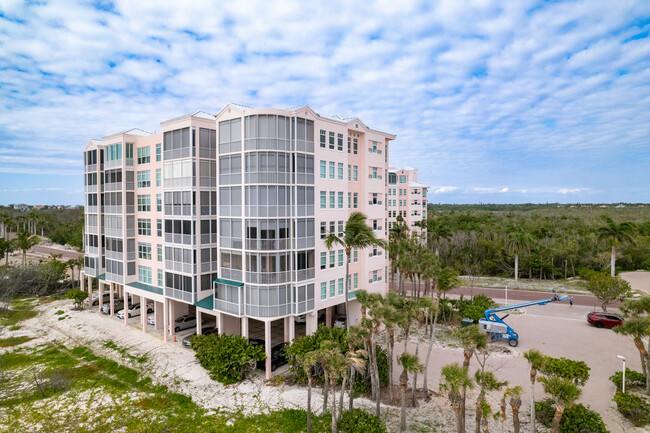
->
[[321, 282, 326, 299], [138, 265, 152, 284], [137, 147, 150, 164], [138, 242, 151, 260], [337, 133, 343, 151], [156, 143, 161, 162], [137, 219, 151, 236], [320, 161, 326, 179], [329, 191, 335, 209], [156, 169, 161, 187], [329, 162, 335, 179], [137, 170, 150, 188], [137, 195, 151, 211], [337, 163, 343, 180], [320, 191, 326, 209], [320, 130, 326, 148]]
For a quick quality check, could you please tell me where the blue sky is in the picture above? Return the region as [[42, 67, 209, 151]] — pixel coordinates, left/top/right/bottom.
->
[[0, 0, 649, 205]]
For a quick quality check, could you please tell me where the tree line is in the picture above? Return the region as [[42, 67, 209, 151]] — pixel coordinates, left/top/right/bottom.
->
[[422, 205, 650, 280]]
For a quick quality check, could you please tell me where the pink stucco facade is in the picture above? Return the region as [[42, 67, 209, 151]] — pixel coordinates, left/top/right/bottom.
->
[[82, 104, 395, 377]]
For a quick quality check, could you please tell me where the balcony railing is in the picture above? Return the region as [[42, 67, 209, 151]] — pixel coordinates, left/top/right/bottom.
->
[[213, 298, 243, 316]]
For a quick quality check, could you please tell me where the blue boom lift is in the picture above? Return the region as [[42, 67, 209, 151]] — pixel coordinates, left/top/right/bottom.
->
[[478, 289, 568, 347]]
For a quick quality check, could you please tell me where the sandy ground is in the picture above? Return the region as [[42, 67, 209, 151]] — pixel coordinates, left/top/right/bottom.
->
[[620, 271, 650, 296], [3, 300, 457, 432], [5, 272, 650, 432]]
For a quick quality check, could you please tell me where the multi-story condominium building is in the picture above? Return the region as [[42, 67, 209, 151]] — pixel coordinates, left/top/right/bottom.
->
[[82, 104, 395, 377], [387, 167, 429, 234]]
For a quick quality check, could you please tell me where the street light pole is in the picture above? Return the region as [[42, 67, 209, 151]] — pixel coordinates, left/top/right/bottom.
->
[[617, 355, 626, 393]]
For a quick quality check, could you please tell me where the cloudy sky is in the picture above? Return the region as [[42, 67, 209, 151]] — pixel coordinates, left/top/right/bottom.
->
[[1, 0, 649, 205]]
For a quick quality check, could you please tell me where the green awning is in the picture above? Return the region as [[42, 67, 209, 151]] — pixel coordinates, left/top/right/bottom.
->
[[194, 296, 214, 310], [96, 273, 106, 280], [213, 278, 244, 287], [126, 281, 164, 296]]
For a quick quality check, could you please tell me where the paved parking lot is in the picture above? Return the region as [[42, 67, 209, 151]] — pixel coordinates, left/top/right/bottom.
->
[[405, 295, 638, 433]]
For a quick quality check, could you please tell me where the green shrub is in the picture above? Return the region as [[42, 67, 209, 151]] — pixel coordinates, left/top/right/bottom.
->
[[536, 400, 609, 432], [559, 403, 609, 433], [66, 288, 88, 309], [191, 334, 265, 385], [338, 408, 387, 433], [541, 356, 590, 385], [535, 398, 556, 427], [355, 346, 389, 396], [457, 294, 498, 321], [610, 368, 647, 392], [612, 391, 650, 427]]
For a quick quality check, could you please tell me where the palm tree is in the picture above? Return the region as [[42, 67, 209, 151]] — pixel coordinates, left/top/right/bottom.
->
[[296, 351, 319, 433], [523, 349, 546, 433], [345, 326, 368, 411], [319, 340, 348, 433], [505, 228, 532, 284], [440, 363, 474, 433], [0, 238, 14, 266], [398, 352, 424, 432], [473, 370, 507, 433], [15, 230, 39, 267], [614, 316, 650, 394], [325, 212, 383, 330], [412, 296, 434, 405], [355, 289, 383, 413], [66, 259, 77, 288], [424, 216, 452, 255], [505, 386, 523, 433], [455, 325, 487, 432], [539, 376, 581, 433], [381, 292, 400, 404], [597, 215, 636, 277]]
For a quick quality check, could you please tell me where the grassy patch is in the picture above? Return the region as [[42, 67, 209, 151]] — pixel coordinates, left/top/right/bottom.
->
[[0, 299, 38, 327], [0, 336, 35, 347], [103, 340, 148, 364], [0, 340, 340, 433], [55, 310, 64, 315], [8, 324, 21, 331]]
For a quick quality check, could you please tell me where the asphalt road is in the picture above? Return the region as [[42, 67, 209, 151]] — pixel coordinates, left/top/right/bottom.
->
[[30, 245, 83, 260]]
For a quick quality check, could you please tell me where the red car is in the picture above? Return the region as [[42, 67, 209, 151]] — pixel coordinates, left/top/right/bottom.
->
[[587, 311, 624, 328]]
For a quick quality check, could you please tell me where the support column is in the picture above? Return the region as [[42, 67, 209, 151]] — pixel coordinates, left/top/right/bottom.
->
[[306, 311, 318, 336], [284, 316, 290, 342], [287, 316, 296, 341], [163, 298, 169, 342], [123, 291, 129, 326], [109, 283, 115, 316], [87, 276, 93, 307], [241, 316, 249, 339], [265, 320, 272, 379], [98, 283, 104, 311], [326, 307, 333, 327], [141, 296, 146, 333], [196, 310, 203, 335], [170, 301, 175, 340], [217, 312, 223, 335]]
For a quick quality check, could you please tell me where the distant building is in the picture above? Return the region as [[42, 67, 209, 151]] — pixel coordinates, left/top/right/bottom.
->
[[387, 167, 428, 234]]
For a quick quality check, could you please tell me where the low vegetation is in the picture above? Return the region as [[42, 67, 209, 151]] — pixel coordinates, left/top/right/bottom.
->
[[190, 333, 265, 385]]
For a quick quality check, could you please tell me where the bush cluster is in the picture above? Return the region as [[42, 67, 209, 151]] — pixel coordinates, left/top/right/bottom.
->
[[191, 334, 265, 385], [455, 294, 498, 321], [612, 391, 650, 427], [337, 408, 387, 433], [285, 325, 388, 394], [541, 356, 591, 385], [0, 263, 69, 300], [609, 368, 647, 392], [535, 399, 609, 433]]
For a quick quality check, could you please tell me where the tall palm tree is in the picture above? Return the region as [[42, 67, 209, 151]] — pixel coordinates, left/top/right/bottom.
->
[[412, 296, 433, 405], [398, 352, 424, 432], [473, 370, 507, 433], [505, 228, 532, 284], [457, 324, 487, 430], [381, 292, 400, 404], [539, 376, 582, 433], [345, 326, 368, 410], [0, 238, 14, 266], [505, 385, 523, 433], [325, 212, 383, 330], [425, 216, 452, 256], [15, 230, 39, 267], [440, 363, 474, 433], [523, 349, 546, 433], [597, 215, 636, 276], [319, 340, 348, 433], [296, 351, 319, 433]]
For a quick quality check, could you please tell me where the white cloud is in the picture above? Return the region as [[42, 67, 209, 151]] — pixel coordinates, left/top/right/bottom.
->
[[0, 0, 648, 203]]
